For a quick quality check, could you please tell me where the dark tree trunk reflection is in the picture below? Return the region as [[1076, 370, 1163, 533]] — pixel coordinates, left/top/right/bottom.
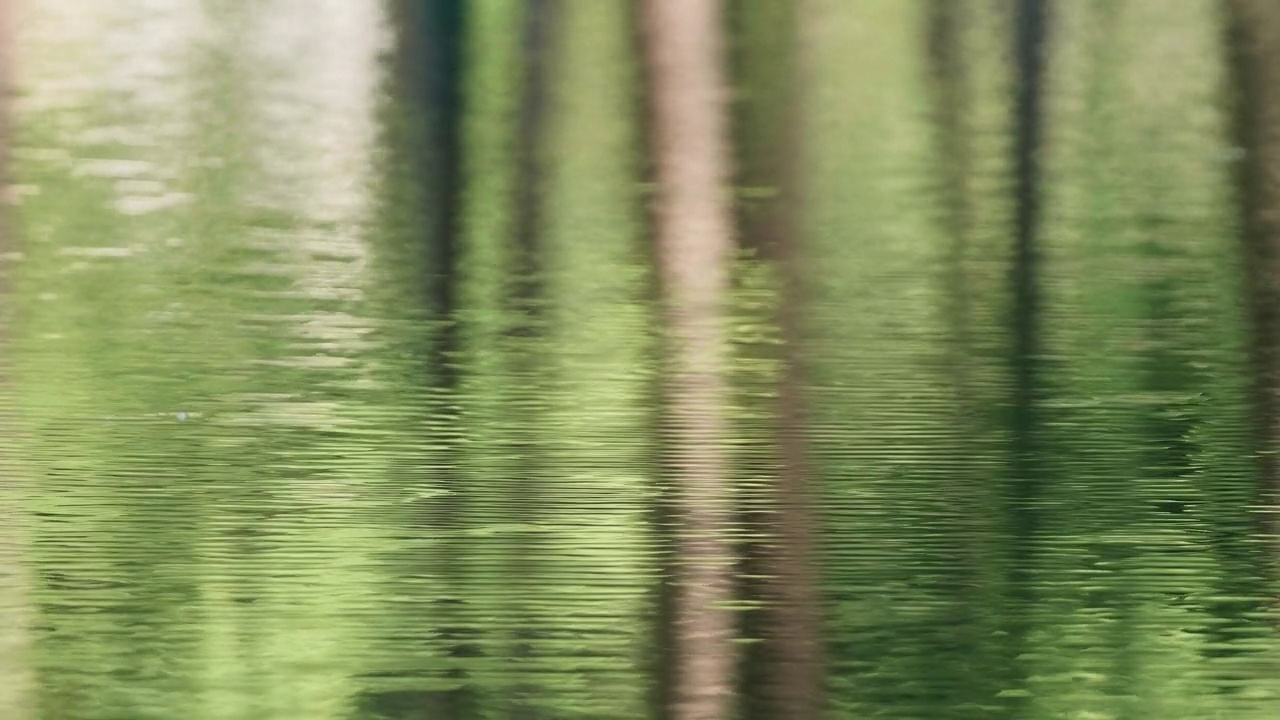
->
[[360, 3, 474, 719], [1226, 0, 1280, 557], [1004, 0, 1048, 711], [928, 0, 974, 389], [924, 1, 1010, 712], [504, 1, 556, 718], [414, 0, 476, 710], [387, 0, 467, 326], [731, 1, 821, 718], [511, 0, 555, 303], [1010, 0, 1046, 484]]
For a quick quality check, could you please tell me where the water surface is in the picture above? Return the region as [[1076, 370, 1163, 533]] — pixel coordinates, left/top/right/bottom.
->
[[3, 1, 1279, 719]]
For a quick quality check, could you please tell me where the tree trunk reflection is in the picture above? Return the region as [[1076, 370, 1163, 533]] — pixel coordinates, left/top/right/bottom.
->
[[1226, 0, 1280, 559], [641, 1, 737, 718], [732, 0, 821, 717]]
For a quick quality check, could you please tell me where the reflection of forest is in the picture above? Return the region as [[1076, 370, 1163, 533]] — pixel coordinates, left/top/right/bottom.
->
[[4, 1, 1280, 719]]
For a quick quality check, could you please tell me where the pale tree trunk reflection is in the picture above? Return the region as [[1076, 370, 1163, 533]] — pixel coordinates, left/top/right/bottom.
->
[[641, 1, 737, 718]]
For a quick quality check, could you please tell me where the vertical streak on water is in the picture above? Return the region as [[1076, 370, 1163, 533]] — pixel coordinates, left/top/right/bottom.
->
[[730, 0, 821, 717], [1011, 0, 1046, 530], [511, 0, 553, 288], [505, 0, 556, 717], [928, 0, 974, 409], [1093, 5, 1147, 713], [765, 82, 822, 719], [359, 2, 473, 717], [450, 1, 526, 714], [641, 0, 737, 717], [1006, 0, 1048, 711], [420, 0, 466, 329], [924, 1, 1010, 711], [1226, 0, 1280, 556], [428, 0, 472, 710], [0, 0, 33, 716], [420, 2, 472, 712], [542, 0, 653, 712]]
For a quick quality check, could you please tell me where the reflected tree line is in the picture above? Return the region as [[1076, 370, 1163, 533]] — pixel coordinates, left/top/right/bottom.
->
[[5, 0, 1280, 719], [366, 1, 822, 717], [362, 0, 1280, 718]]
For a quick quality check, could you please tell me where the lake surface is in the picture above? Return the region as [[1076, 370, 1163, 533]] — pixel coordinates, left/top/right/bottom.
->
[[3, 1, 1280, 719]]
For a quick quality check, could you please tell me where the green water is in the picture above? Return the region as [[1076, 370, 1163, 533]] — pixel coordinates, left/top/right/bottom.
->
[[2, 1, 1278, 719]]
